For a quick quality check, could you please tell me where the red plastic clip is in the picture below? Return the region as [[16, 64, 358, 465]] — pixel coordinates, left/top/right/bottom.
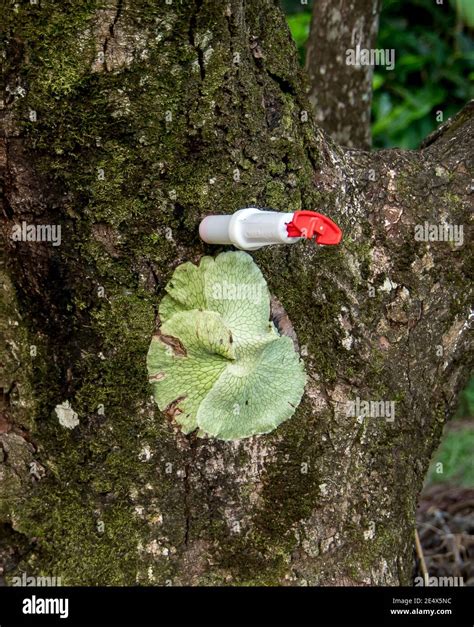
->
[[286, 211, 342, 245]]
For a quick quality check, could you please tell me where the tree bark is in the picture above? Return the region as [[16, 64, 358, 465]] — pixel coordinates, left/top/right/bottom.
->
[[305, 0, 381, 149], [0, 0, 472, 586]]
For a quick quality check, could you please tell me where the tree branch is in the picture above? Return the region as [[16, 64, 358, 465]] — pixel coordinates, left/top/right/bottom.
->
[[305, 0, 382, 149]]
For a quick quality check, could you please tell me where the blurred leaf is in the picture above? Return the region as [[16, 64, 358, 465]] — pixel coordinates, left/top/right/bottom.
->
[[287, 13, 311, 64], [427, 426, 474, 487], [456, 377, 474, 418], [287, 13, 311, 47], [372, 73, 385, 90], [397, 54, 428, 71], [451, 0, 474, 28]]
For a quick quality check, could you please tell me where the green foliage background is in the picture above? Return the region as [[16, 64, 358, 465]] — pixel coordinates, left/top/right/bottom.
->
[[284, 0, 473, 485], [284, 0, 474, 149]]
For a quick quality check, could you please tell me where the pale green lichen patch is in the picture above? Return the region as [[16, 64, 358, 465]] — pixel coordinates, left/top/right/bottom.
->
[[147, 252, 306, 440], [54, 400, 80, 429]]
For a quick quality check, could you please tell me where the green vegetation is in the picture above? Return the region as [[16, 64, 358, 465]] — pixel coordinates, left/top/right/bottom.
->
[[456, 376, 474, 419], [373, 0, 474, 148], [284, 0, 474, 148], [427, 425, 474, 487], [426, 377, 474, 487]]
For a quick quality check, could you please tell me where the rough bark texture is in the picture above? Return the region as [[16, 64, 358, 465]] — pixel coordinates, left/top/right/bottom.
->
[[305, 0, 381, 149], [0, 0, 472, 586]]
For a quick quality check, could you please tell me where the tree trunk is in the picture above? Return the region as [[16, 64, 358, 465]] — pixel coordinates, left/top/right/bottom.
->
[[1, 0, 472, 586], [305, 0, 381, 149]]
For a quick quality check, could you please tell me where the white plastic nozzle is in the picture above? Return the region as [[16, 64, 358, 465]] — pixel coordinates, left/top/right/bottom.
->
[[199, 208, 298, 251]]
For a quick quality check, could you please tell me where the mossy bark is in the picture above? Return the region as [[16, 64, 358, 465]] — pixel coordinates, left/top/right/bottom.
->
[[1, 0, 472, 586]]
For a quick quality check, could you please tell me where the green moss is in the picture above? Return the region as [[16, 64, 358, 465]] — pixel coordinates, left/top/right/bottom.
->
[[12, 484, 145, 585]]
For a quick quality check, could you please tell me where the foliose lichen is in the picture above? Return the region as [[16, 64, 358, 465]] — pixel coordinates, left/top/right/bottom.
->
[[147, 251, 306, 440]]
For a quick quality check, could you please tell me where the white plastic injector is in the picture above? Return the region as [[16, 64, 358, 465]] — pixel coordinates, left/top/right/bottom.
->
[[199, 207, 342, 251], [199, 207, 295, 251]]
